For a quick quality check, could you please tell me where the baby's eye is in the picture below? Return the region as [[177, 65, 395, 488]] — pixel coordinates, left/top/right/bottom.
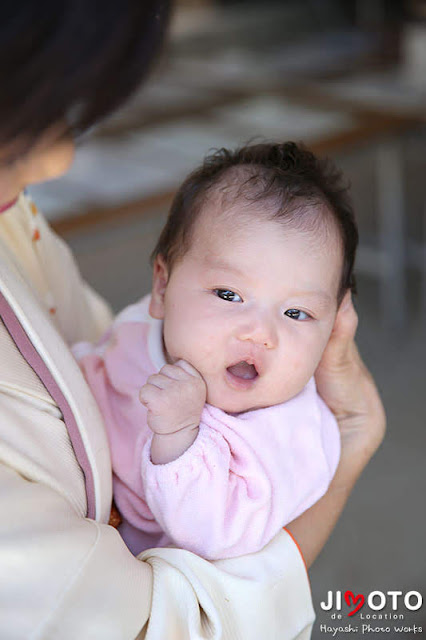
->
[[213, 289, 243, 303], [284, 308, 310, 321]]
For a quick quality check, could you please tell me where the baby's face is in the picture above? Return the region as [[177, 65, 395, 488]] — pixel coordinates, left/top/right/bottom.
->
[[150, 206, 343, 414]]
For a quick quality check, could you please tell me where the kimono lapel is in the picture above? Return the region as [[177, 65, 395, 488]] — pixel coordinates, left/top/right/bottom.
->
[[0, 240, 112, 521]]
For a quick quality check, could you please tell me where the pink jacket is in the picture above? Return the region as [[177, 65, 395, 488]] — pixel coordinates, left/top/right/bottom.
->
[[74, 295, 340, 560]]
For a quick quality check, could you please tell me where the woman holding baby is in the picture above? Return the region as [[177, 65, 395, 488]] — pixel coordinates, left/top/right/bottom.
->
[[0, 1, 385, 637]]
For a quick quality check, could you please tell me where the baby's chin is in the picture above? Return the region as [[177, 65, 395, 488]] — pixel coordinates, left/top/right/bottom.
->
[[205, 381, 303, 414], [206, 391, 274, 415]]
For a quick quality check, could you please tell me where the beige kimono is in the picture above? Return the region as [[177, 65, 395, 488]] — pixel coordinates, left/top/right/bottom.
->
[[0, 193, 314, 639]]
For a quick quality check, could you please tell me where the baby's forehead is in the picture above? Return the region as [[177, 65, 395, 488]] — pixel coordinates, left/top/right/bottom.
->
[[188, 193, 344, 295]]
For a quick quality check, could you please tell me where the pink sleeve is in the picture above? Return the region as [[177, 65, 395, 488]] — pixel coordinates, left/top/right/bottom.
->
[[142, 379, 340, 560]]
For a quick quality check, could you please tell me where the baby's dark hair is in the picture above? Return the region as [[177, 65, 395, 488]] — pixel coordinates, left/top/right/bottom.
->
[[152, 141, 358, 303], [0, 0, 170, 158]]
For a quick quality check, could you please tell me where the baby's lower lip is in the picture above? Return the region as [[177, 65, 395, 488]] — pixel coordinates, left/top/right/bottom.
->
[[225, 367, 259, 391]]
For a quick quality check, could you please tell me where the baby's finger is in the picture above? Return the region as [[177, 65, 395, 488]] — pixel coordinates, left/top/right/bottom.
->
[[159, 363, 190, 381], [145, 372, 172, 390], [139, 382, 163, 405], [174, 359, 203, 380]]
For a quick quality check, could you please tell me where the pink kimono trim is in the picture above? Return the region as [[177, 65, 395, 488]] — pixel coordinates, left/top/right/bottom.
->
[[0, 198, 18, 213], [0, 291, 96, 519]]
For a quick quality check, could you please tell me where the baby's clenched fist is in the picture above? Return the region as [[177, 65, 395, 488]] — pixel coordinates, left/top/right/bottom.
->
[[139, 360, 207, 435]]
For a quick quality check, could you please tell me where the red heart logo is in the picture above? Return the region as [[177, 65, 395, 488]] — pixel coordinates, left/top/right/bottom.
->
[[344, 590, 365, 616]]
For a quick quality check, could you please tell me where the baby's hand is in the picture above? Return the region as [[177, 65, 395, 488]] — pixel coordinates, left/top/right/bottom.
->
[[140, 360, 207, 435]]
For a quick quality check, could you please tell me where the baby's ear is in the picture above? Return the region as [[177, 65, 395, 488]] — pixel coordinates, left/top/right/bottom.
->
[[149, 255, 169, 319]]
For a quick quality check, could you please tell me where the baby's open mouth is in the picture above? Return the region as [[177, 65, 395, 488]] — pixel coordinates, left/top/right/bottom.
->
[[226, 361, 258, 380]]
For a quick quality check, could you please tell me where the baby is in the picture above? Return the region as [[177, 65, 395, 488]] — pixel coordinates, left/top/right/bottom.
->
[[73, 141, 358, 559]]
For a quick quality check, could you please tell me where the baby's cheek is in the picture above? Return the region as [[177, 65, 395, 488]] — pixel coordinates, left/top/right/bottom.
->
[[286, 349, 310, 374], [184, 324, 218, 362], [163, 323, 209, 371], [300, 332, 330, 371], [162, 323, 185, 362], [284, 354, 316, 391]]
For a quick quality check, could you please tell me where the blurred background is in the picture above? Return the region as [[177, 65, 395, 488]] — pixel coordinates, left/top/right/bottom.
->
[[30, 0, 425, 636]]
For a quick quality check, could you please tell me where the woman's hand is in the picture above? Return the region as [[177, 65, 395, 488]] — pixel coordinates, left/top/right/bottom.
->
[[286, 292, 386, 568], [315, 291, 386, 485]]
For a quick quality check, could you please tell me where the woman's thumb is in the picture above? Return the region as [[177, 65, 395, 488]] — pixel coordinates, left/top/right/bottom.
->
[[325, 292, 358, 366]]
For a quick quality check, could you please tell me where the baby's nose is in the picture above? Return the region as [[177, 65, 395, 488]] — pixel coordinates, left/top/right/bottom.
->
[[237, 313, 278, 349]]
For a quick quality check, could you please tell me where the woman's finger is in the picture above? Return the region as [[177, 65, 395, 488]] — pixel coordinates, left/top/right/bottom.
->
[[322, 292, 358, 367]]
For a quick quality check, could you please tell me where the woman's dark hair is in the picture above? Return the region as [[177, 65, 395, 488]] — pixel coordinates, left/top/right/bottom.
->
[[0, 0, 170, 158], [152, 141, 358, 303]]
